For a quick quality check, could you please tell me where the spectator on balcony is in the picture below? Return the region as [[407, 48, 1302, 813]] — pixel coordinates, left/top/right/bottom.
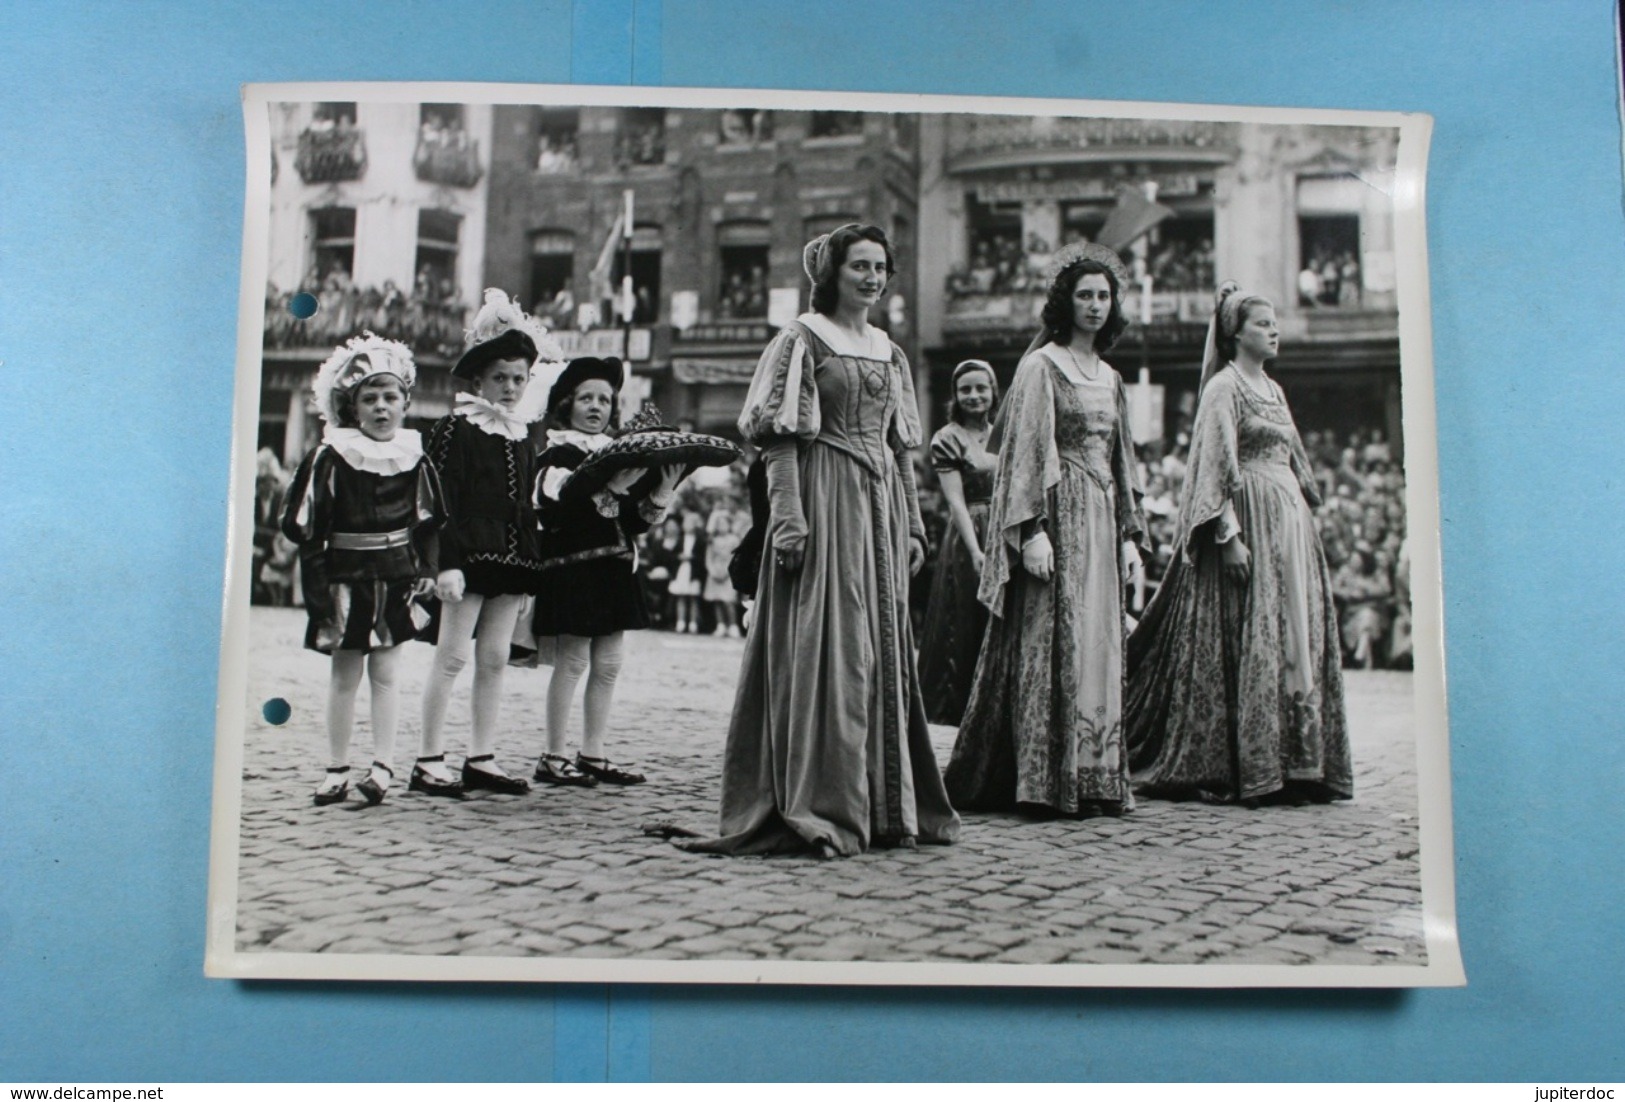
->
[[1298, 262, 1323, 307]]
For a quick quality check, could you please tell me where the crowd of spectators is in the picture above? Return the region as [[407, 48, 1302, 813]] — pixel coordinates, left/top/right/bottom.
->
[[535, 132, 580, 174], [947, 231, 1216, 299], [1132, 425, 1410, 669], [716, 266, 768, 320], [633, 461, 754, 636], [263, 268, 470, 360], [1298, 248, 1362, 308]]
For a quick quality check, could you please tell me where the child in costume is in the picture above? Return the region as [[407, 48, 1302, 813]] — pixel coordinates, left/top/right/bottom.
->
[[527, 357, 682, 787], [413, 290, 562, 797], [280, 334, 443, 806]]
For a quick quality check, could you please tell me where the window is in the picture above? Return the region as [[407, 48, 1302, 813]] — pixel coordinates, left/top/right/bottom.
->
[[1297, 175, 1363, 307], [808, 111, 864, 139], [311, 101, 357, 127], [414, 210, 461, 299], [717, 221, 770, 319], [309, 207, 356, 280], [1144, 213, 1215, 292], [611, 225, 663, 324], [535, 107, 579, 173], [529, 230, 575, 320], [961, 195, 1025, 294], [803, 213, 862, 242], [420, 103, 463, 130], [719, 109, 773, 146], [618, 108, 666, 166]]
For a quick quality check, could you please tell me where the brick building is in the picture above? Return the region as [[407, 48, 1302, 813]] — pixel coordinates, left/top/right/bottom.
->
[[481, 104, 921, 435]]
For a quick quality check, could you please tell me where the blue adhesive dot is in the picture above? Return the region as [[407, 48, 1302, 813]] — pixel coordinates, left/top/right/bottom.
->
[[262, 697, 292, 725], [287, 292, 318, 319]]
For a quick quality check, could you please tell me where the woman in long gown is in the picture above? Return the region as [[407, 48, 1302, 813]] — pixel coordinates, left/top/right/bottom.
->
[[917, 359, 999, 726], [680, 224, 960, 858], [944, 244, 1147, 818], [1125, 284, 1352, 805]]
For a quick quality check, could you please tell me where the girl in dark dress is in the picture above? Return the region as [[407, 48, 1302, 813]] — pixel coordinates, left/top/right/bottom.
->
[[916, 359, 999, 726], [281, 335, 443, 806], [413, 290, 560, 798], [528, 357, 682, 787]]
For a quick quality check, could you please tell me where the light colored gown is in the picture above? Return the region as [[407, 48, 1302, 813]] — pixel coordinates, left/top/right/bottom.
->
[[945, 347, 1146, 814], [683, 314, 960, 855], [1125, 367, 1352, 803]]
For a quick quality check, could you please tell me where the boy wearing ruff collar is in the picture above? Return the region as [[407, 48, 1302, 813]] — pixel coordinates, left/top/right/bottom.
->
[[412, 289, 563, 798], [281, 334, 443, 806]]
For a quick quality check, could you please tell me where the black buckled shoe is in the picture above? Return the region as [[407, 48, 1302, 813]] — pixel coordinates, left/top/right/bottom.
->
[[313, 765, 350, 806], [533, 753, 599, 787], [408, 755, 464, 798], [575, 755, 646, 786], [355, 761, 394, 805], [462, 755, 531, 795]]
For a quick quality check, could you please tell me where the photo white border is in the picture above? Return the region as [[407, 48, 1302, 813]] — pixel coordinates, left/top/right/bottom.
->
[[207, 80, 1459, 988]]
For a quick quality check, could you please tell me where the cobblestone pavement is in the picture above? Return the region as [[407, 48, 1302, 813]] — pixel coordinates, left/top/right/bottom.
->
[[232, 607, 1425, 966]]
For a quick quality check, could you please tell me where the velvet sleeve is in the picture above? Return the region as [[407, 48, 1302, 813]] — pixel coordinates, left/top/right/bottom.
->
[[279, 445, 330, 548], [424, 415, 463, 573], [411, 457, 444, 579]]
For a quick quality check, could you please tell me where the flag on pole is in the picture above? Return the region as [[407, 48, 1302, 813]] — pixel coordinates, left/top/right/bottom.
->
[[1096, 184, 1176, 253], [588, 211, 624, 310]]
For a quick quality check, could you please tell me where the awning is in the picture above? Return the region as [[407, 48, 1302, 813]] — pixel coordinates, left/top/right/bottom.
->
[[672, 358, 759, 385]]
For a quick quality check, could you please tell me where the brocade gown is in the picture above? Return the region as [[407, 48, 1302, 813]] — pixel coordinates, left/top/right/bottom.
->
[[683, 315, 961, 856], [1124, 367, 1352, 803], [944, 350, 1146, 814]]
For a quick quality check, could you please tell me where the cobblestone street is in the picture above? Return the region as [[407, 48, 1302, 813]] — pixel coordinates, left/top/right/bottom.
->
[[231, 606, 1426, 967]]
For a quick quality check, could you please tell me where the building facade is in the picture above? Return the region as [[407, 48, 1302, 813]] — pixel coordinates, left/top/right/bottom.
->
[[260, 99, 494, 464], [915, 114, 1403, 454], [482, 104, 921, 436]]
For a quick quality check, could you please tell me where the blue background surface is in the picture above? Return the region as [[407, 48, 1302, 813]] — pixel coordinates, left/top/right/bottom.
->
[[1, 0, 1620, 1082]]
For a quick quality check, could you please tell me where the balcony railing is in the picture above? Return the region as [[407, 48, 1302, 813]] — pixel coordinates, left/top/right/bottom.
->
[[413, 132, 483, 188], [942, 286, 1214, 337], [264, 283, 468, 362], [295, 126, 367, 184], [947, 116, 1238, 168]]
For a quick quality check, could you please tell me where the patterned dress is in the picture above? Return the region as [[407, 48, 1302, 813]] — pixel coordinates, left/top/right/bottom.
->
[[1125, 368, 1352, 803], [917, 421, 997, 726], [945, 351, 1145, 814], [682, 314, 961, 856]]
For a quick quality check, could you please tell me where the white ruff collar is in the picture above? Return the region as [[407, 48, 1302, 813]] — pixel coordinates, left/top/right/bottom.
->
[[456, 394, 533, 440], [545, 428, 614, 454], [322, 427, 424, 476]]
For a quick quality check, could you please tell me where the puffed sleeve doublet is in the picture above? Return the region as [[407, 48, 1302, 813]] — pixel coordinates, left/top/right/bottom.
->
[[930, 424, 969, 473], [736, 323, 820, 445]]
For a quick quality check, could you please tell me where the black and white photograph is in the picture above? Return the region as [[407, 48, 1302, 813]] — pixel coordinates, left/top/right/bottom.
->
[[207, 83, 1458, 986]]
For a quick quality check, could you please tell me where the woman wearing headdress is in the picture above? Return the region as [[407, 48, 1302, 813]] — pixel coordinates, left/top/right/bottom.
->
[[943, 243, 1148, 818], [915, 359, 1000, 726], [676, 224, 960, 857], [412, 289, 560, 798], [1124, 283, 1352, 806]]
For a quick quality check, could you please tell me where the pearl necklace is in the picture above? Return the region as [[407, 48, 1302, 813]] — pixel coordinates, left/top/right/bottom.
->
[[1062, 343, 1102, 384], [1230, 363, 1278, 403]]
